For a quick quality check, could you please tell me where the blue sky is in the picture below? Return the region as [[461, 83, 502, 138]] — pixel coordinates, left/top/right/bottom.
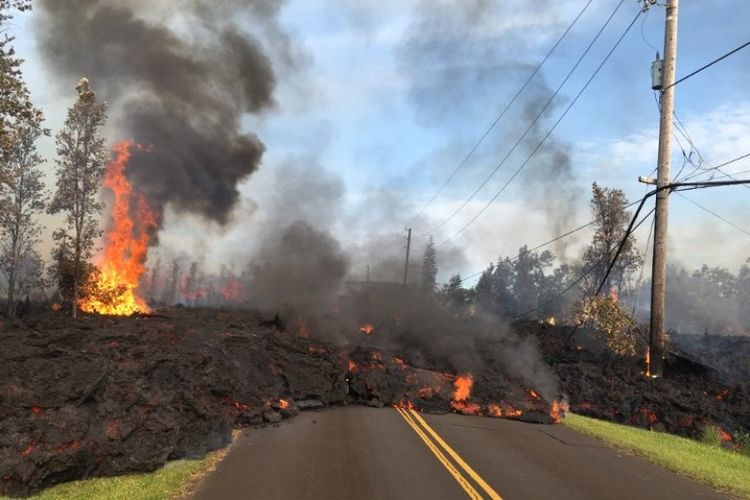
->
[[10, 0, 750, 283]]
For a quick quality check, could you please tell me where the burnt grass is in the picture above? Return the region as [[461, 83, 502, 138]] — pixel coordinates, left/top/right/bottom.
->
[[0, 309, 748, 496]]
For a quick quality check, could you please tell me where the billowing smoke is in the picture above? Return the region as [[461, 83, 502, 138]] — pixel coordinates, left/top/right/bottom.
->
[[35, 0, 283, 225], [397, 0, 580, 257]]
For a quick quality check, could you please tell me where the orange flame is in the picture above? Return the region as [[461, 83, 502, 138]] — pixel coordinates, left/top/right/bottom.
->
[[550, 400, 569, 423], [609, 288, 618, 303], [279, 399, 290, 410], [529, 389, 540, 400], [221, 275, 243, 302], [453, 373, 473, 401], [80, 141, 158, 316], [505, 406, 523, 418], [450, 400, 482, 415], [359, 324, 374, 335], [487, 404, 502, 417], [391, 356, 408, 369]]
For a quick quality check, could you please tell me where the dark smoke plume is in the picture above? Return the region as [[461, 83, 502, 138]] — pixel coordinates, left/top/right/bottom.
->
[[35, 0, 283, 225]]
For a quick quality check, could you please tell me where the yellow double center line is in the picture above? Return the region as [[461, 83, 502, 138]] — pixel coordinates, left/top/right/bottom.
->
[[394, 407, 503, 500]]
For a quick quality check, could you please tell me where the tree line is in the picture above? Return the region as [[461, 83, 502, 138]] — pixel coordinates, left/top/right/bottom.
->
[[1, 1, 107, 317]]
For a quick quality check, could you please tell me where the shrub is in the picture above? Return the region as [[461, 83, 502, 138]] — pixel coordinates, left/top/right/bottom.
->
[[574, 295, 637, 356], [699, 424, 725, 447]]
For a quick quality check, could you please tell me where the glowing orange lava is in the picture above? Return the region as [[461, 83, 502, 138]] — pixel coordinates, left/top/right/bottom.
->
[[451, 373, 481, 414], [279, 399, 290, 410], [359, 323, 374, 335], [453, 373, 473, 401], [80, 141, 158, 315], [550, 400, 569, 423]]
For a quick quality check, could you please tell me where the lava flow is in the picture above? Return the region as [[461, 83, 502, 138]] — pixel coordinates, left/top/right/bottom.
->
[[80, 141, 158, 316], [451, 373, 481, 415]]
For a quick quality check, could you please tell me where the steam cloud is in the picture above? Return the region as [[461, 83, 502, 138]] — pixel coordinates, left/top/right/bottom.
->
[[35, 0, 284, 225]]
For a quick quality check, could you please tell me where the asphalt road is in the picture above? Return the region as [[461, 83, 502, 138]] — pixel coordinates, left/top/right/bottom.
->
[[191, 406, 728, 500]]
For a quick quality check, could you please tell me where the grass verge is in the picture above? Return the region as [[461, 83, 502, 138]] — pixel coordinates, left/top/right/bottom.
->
[[7, 445, 229, 500], [565, 413, 750, 499]]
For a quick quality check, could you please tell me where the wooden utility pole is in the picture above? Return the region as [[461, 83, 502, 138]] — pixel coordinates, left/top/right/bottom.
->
[[649, 0, 679, 378], [402, 228, 412, 288]]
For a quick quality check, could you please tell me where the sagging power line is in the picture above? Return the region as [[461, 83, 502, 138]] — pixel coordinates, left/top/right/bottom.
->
[[406, 0, 595, 227], [414, 0, 630, 240], [438, 6, 645, 247]]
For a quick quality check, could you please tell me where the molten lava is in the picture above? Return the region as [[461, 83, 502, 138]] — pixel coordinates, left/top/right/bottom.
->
[[453, 373, 473, 401], [550, 400, 569, 423], [80, 141, 158, 316], [450, 373, 481, 414], [359, 323, 374, 335]]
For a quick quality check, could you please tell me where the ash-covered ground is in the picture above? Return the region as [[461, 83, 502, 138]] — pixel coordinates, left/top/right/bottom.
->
[[517, 321, 750, 441], [0, 308, 555, 497], [1, 309, 748, 497]]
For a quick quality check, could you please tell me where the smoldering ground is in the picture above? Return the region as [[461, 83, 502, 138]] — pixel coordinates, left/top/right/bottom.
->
[[161, 156, 560, 401]]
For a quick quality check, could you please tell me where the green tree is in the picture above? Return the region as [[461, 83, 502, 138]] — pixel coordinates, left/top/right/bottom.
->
[[421, 236, 438, 293], [580, 183, 642, 297], [48, 78, 108, 317], [513, 245, 554, 317], [0, 108, 48, 316], [442, 273, 467, 316]]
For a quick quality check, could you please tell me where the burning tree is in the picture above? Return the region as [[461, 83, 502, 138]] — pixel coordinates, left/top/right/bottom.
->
[[48, 78, 108, 317]]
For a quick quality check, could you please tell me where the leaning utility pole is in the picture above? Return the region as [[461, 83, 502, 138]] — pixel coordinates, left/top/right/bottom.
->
[[402, 228, 412, 288], [649, 0, 679, 378]]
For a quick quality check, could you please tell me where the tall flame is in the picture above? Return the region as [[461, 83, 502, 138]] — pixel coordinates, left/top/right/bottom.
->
[[80, 141, 158, 316], [453, 373, 473, 401]]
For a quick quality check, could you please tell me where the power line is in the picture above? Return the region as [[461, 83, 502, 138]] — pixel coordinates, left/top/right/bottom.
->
[[630, 215, 655, 315], [513, 206, 656, 320], [439, 6, 643, 247], [665, 39, 750, 90], [510, 179, 750, 319], [416, 0, 629, 239], [458, 198, 642, 285], [676, 192, 750, 239], [407, 0, 595, 226], [683, 151, 750, 181]]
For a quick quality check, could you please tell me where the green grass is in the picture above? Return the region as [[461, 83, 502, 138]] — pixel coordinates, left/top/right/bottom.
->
[[5, 448, 227, 500], [565, 413, 750, 499]]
